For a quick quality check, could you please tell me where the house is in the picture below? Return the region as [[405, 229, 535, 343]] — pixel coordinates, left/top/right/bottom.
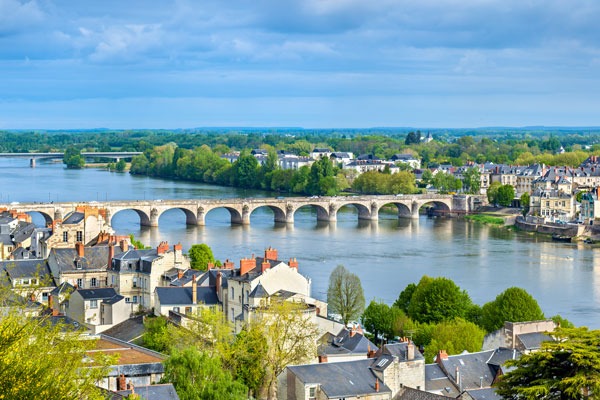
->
[[66, 287, 129, 333], [0, 258, 56, 304], [279, 154, 314, 170], [482, 320, 556, 353], [580, 189, 600, 224], [108, 241, 190, 310], [311, 148, 332, 160], [0, 209, 37, 260], [318, 326, 378, 363], [115, 383, 180, 400], [41, 206, 113, 257], [529, 188, 575, 222], [280, 341, 425, 400], [343, 160, 400, 176], [90, 335, 166, 391], [330, 152, 354, 165], [154, 276, 219, 316], [390, 154, 421, 169]]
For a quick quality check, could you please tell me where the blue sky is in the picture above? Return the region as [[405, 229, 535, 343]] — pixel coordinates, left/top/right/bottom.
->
[[1, 0, 600, 129]]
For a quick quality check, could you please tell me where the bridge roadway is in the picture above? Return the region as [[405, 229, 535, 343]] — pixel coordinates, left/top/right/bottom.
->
[[0, 152, 142, 167], [2, 194, 477, 227]]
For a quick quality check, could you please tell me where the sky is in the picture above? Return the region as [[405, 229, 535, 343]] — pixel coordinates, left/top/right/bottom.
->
[[1, 0, 600, 129]]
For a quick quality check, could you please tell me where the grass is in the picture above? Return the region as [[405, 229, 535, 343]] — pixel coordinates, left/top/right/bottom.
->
[[465, 214, 505, 226]]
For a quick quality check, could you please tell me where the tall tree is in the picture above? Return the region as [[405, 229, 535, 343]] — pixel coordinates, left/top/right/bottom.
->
[[423, 318, 486, 363], [521, 192, 531, 216], [462, 167, 481, 194], [63, 146, 85, 169], [480, 287, 545, 332], [495, 327, 600, 400], [497, 184, 515, 207], [407, 276, 473, 324], [327, 265, 366, 326], [231, 151, 259, 188], [188, 243, 216, 270]]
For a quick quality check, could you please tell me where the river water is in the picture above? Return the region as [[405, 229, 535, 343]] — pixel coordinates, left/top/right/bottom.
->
[[2, 158, 599, 328]]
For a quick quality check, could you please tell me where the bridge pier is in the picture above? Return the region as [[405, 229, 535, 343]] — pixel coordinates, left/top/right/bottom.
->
[[30, 158, 36, 168], [410, 201, 420, 219], [196, 207, 206, 226], [145, 208, 159, 227]]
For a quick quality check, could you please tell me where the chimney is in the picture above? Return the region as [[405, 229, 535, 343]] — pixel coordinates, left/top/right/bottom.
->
[[264, 247, 278, 261], [192, 275, 197, 305], [375, 379, 380, 392], [456, 366, 461, 391], [75, 242, 84, 258], [349, 327, 356, 337], [261, 260, 271, 273], [407, 342, 415, 360], [173, 243, 182, 263], [436, 349, 448, 366], [288, 258, 299, 269], [223, 259, 235, 269], [157, 241, 169, 255], [216, 272, 222, 301], [120, 239, 128, 251], [108, 243, 114, 269], [240, 256, 256, 275], [207, 262, 214, 270], [52, 308, 59, 316], [177, 269, 184, 280], [48, 294, 54, 309], [117, 374, 127, 391]]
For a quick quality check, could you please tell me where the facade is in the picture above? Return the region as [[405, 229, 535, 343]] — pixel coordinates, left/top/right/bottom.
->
[[108, 241, 190, 310], [66, 287, 129, 333], [530, 188, 575, 221], [580, 189, 600, 223], [390, 154, 421, 169], [0, 209, 37, 260], [0, 258, 56, 304], [154, 277, 219, 316], [344, 160, 400, 175]]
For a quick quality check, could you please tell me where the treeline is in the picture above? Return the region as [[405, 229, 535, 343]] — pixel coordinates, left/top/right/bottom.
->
[[361, 275, 571, 362]]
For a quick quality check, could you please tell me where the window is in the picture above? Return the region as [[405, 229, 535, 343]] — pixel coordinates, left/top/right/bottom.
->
[[308, 386, 317, 400], [105, 277, 108, 286], [77, 278, 83, 288], [90, 300, 98, 309], [63, 232, 68, 242], [76, 231, 83, 242], [231, 287, 235, 300], [133, 277, 138, 288], [91, 278, 97, 287], [133, 296, 137, 303], [125, 297, 131, 303], [173, 307, 180, 313], [231, 307, 234, 321]]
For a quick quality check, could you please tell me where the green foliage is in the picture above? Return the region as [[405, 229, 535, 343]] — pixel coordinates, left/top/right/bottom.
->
[[480, 287, 545, 332], [188, 243, 216, 270], [394, 283, 417, 313], [423, 318, 486, 363], [63, 146, 85, 169], [115, 159, 127, 172], [352, 170, 416, 194], [327, 265, 365, 326], [495, 327, 600, 400], [406, 276, 474, 324], [551, 314, 575, 329], [462, 167, 481, 194], [520, 192, 530, 216], [0, 312, 109, 399], [162, 347, 248, 400], [464, 214, 505, 225], [228, 324, 268, 398], [497, 184, 515, 207], [487, 182, 501, 204], [231, 151, 259, 188], [405, 131, 422, 145], [432, 171, 462, 193], [142, 316, 172, 353], [129, 234, 150, 250]]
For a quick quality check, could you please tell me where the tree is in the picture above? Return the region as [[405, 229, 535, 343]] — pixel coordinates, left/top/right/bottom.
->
[[327, 265, 365, 326], [405, 131, 422, 145], [480, 287, 545, 332], [188, 243, 216, 270], [142, 316, 172, 353], [521, 192, 530, 216], [228, 323, 268, 399], [487, 181, 501, 204], [361, 300, 392, 341], [162, 347, 248, 400], [231, 151, 259, 189], [495, 327, 600, 400], [115, 159, 127, 172], [63, 146, 85, 169], [0, 311, 109, 399], [394, 283, 417, 313], [423, 318, 486, 363], [407, 276, 473, 324], [497, 184, 515, 207], [462, 167, 481, 194]]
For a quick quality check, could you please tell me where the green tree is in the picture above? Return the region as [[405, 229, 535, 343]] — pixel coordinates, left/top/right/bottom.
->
[[229, 323, 268, 399], [0, 311, 110, 399], [361, 300, 393, 341], [394, 283, 417, 313], [495, 327, 600, 400], [480, 287, 545, 332], [129, 234, 150, 249], [407, 276, 473, 324], [405, 131, 422, 145], [487, 181, 501, 204], [327, 265, 365, 326], [142, 316, 172, 353], [520, 192, 530, 216], [307, 156, 337, 195], [162, 347, 248, 400], [462, 167, 481, 194], [423, 318, 486, 363], [497, 184, 515, 207], [63, 146, 85, 169], [231, 151, 259, 189], [115, 158, 127, 172], [188, 243, 216, 270]]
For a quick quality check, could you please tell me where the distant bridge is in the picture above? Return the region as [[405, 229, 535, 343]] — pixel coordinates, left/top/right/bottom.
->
[[2, 194, 480, 227], [0, 152, 142, 167]]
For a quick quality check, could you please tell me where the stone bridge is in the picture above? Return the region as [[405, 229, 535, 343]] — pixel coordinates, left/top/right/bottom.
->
[[4, 194, 480, 227]]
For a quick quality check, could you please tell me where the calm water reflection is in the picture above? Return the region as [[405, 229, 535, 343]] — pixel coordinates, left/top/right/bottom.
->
[[2, 158, 599, 328]]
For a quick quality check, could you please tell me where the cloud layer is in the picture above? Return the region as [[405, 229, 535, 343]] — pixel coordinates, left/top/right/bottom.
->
[[1, 0, 599, 128]]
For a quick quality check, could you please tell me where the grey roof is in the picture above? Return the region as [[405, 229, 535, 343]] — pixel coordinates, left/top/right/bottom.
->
[[49, 245, 121, 273], [319, 328, 378, 357], [102, 316, 145, 342], [76, 287, 119, 300], [62, 211, 85, 224], [111, 249, 161, 274], [1, 259, 55, 285], [486, 348, 520, 367], [287, 359, 391, 398], [50, 281, 75, 296], [438, 350, 497, 390], [425, 364, 460, 397], [155, 286, 219, 306], [249, 282, 269, 298], [37, 313, 86, 332], [464, 388, 501, 400], [117, 384, 180, 400], [103, 294, 125, 305], [393, 386, 455, 400], [12, 221, 36, 243], [516, 332, 553, 350]]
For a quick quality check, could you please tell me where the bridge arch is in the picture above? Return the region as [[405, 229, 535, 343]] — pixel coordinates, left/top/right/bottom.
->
[[417, 200, 452, 217], [335, 202, 373, 221], [26, 211, 54, 227], [109, 208, 152, 227], [376, 201, 413, 218], [292, 203, 332, 223], [248, 204, 288, 224], [202, 206, 244, 225], [157, 206, 198, 226]]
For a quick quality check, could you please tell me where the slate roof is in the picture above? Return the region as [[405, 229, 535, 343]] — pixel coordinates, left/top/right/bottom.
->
[[50, 281, 75, 296], [102, 316, 145, 342], [37, 313, 87, 332], [424, 364, 460, 397], [77, 287, 119, 300], [249, 282, 269, 298], [62, 211, 85, 224], [464, 387, 502, 400], [393, 386, 455, 400], [111, 249, 161, 273], [438, 350, 499, 390], [49, 245, 121, 272], [319, 328, 378, 358], [155, 286, 219, 306], [12, 221, 36, 243], [287, 359, 391, 398], [117, 384, 180, 400], [103, 294, 125, 305], [516, 332, 553, 350], [1, 259, 55, 285]]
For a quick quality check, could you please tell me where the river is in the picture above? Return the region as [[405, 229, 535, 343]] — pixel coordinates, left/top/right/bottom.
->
[[3, 158, 599, 328]]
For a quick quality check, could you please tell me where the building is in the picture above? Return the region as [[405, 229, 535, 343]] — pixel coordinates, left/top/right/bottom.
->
[[108, 241, 190, 310], [318, 326, 378, 363], [66, 287, 129, 333], [390, 154, 421, 170], [154, 276, 219, 316], [0, 209, 37, 260], [0, 258, 56, 304], [343, 160, 400, 175], [580, 189, 600, 224], [529, 188, 575, 222]]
